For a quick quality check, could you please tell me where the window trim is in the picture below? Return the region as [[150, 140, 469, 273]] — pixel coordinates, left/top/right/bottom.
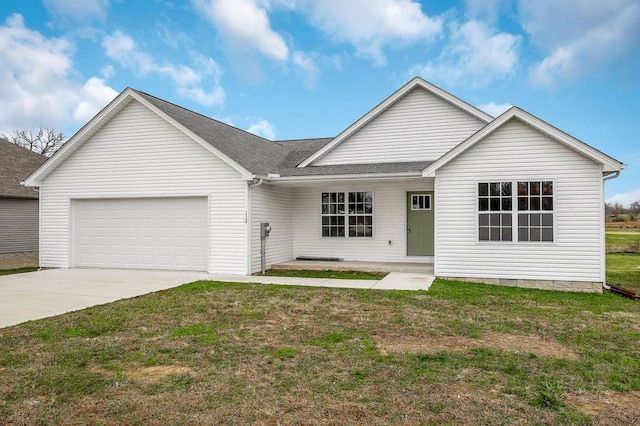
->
[[411, 193, 432, 211], [321, 190, 374, 238], [476, 179, 556, 244]]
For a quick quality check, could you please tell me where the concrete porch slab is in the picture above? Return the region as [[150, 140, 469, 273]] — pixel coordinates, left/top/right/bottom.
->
[[271, 260, 434, 274]]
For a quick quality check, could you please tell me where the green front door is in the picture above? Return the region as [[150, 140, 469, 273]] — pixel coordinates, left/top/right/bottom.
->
[[406, 191, 434, 256]]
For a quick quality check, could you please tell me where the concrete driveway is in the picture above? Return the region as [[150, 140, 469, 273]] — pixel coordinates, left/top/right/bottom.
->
[[0, 269, 208, 328], [0, 268, 434, 329]]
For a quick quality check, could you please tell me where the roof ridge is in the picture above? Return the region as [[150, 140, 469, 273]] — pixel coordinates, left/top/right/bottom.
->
[[133, 89, 285, 149]]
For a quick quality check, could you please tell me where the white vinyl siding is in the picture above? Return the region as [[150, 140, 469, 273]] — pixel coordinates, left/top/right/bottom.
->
[[250, 184, 294, 273], [0, 198, 39, 254], [292, 179, 433, 262], [436, 118, 603, 283], [39, 100, 247, 274], [315, 88, 486, 165]]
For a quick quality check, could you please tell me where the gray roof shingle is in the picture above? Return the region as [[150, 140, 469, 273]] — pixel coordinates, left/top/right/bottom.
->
[[134, 90, 430, 179], [0, 139, 47, 198]]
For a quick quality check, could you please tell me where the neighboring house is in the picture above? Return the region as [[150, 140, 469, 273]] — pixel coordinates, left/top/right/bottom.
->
[[23, 78, 624, 292], [0, 139, 47, 254]]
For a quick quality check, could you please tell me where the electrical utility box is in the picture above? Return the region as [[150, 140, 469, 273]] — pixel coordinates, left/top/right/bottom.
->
[[260, 222, 271, 238]]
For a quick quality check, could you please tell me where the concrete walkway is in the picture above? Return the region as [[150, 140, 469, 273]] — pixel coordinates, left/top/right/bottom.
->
[[0, 269, 434, 328], [210, 271, 435, 290]]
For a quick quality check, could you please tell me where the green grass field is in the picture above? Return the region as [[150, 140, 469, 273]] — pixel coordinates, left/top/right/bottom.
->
[[260, 269, 387, 280], [1, 279, 639, 424], [0, 267, 38, 276]]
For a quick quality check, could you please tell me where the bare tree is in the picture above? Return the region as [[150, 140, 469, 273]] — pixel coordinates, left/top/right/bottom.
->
[[630, 201, 640, 221], [3, 127, 66, 156], [605, 202, 625, 219]]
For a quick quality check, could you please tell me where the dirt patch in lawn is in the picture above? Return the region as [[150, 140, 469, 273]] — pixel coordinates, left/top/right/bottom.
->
[[0, 251, 38, 269], [125, 365, 192, 383], [373, 331, 579, 360], [567, 390, 640, 422]]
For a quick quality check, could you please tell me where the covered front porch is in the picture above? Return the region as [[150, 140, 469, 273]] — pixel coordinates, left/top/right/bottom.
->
[[251, 175, 436, 275]]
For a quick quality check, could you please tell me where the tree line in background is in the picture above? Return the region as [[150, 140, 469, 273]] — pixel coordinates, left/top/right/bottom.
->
[[606, 201, 640, 222], [2, 127, 66, 157]]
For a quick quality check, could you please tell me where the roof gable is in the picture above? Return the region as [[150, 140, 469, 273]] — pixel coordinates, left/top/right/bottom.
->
[[0, 139, 46, 198], [298, 77, 493, 167], [135, 91, 287, 175], [422, 107, 625, 177], [24, 89, 276, 185]]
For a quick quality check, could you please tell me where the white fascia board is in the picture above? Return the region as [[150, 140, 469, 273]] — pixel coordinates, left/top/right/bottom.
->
[[23, 89, 137, 186], [298, 77, 493, 168], [422, 107, 624, 177], [131, 92, 255, 179]]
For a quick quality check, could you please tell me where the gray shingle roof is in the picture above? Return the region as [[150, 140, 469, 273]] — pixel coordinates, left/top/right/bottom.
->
[[134, 91, 430, 179], [0, 139, 47, 198]]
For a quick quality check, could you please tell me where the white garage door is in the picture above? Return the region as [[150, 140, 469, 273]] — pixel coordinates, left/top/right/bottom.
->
[[73, 197, 207, 271]]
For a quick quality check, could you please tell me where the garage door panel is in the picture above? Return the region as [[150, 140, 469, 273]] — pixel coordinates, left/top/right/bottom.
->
[[73, 197, 207, 271]]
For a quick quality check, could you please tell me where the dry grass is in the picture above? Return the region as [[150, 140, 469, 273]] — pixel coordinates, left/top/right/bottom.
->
[[373, 331, 580, 360], [1, 280, 639, 425]]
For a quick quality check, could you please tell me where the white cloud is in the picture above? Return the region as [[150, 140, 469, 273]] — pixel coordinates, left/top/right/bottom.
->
[[296, 0, 443, 65], [43, 0, 108, 21], [0, 14, 117, 135], [411, 20, 520, 86], [101, 30, 225, 107], [607, 187, 640, 207], [102, 30, 156, 75], [464, 0, 508, 22], [247, 119, 275, 139], [520, 0, 640, 86], [177, 87, 225, 107], [73, 77, 119, 122], [192, 0, 289, 61], [478, 102, 512, 117], [292, 50, 319, 89]]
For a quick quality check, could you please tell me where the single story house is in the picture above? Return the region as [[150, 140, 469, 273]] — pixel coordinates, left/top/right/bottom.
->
[[0, 139, 46, 254], [23, 78, 624, 292]]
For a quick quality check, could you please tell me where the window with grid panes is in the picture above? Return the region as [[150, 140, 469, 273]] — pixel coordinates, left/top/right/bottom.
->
[[478, 182, 513, 241], [517, 181, 554, 242], [321, 191, 373, 237]]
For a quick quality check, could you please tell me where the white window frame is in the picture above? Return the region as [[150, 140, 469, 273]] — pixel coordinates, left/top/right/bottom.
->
[[321, 190, 374, 238], [411, 194, 432, 210], [477, 180, 556, 243]]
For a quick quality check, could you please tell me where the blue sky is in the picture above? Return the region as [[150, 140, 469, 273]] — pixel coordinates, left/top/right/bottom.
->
[[1, 0, 638, 204]]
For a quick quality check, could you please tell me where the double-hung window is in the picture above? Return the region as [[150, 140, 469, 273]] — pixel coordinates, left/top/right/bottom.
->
[[478, 182, 513, 241], [478, 180, 554, 243], [517, 181, 554, 242], [322, 191, 373, 237]]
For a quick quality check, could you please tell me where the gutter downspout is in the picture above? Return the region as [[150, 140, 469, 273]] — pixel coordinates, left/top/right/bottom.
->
[[602, 171, 621, 291]]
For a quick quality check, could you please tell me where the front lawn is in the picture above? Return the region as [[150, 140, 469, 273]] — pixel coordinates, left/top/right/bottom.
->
[[0, 267, 38, 276], [260, 269, 387, 280], [1, 279, 639, 424]]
